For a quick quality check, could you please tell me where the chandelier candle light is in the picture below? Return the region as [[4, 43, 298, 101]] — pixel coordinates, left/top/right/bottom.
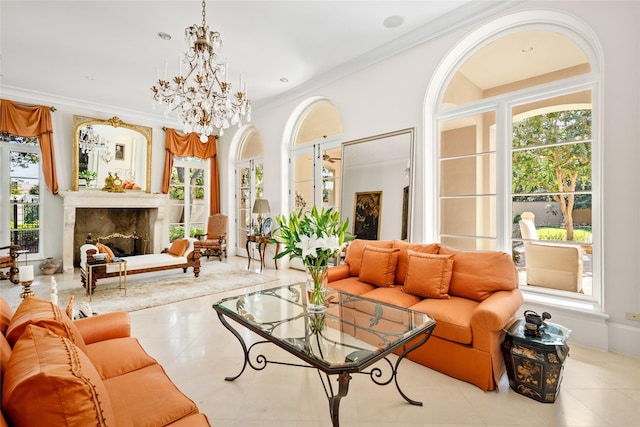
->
[[151, 0, 251, 142], [271, 206, 354, 313]]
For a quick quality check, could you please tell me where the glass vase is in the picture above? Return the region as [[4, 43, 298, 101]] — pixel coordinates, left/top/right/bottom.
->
[[305, 263, 328, 313]]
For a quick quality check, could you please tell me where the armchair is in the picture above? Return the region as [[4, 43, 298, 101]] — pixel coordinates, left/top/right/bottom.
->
[[519, 220, 583, 293], [197, 214, 228, 261], [0, 245, 20, 284]]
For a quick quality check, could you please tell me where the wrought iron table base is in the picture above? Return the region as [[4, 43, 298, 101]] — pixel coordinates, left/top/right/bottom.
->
[[216, 311, 430, 426]]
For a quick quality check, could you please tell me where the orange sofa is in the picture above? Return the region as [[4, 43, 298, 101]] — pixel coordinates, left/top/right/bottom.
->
[[0, 297, 210, 427], [327, 239, 523, 391]]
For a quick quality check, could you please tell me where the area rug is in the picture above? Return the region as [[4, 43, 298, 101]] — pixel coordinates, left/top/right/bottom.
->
[[2, 263, 279, 314]]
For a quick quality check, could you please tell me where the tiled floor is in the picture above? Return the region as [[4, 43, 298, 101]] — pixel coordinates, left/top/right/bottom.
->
[[6, 257, 640, 426]]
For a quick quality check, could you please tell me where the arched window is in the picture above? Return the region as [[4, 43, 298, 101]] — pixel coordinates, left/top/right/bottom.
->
[[428, 12, 602, 311], [290, 101, 343, 213]]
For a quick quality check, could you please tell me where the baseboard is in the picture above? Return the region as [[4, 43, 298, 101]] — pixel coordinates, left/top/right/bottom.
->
[[607, 322, 640, 357]]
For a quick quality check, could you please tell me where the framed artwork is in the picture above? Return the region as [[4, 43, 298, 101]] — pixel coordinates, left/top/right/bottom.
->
[[353, 191, 382, 240], [115, 143, 125, 160]]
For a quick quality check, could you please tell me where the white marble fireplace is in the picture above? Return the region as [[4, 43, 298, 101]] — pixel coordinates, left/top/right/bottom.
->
[[61, 191, 168, 273]]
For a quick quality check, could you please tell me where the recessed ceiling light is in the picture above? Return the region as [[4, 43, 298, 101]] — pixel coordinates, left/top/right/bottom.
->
[[157, 32, 172, 41], [280, 77, 289, 83], [383, 15, 404, 29], [84, 75, 95, 81], [521, 46, 535, 53]]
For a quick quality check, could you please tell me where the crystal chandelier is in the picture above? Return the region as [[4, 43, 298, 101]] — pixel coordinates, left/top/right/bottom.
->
[[151, 0, 251, 142], [79, 125, 108, 154]]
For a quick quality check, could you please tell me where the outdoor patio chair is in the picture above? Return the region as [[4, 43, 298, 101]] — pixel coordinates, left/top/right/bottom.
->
[[519, 220, 583, 293]]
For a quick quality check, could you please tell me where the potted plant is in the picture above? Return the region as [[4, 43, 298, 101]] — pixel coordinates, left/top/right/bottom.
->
[[271, 206, 353, 312], [78, 170, 98, 187]]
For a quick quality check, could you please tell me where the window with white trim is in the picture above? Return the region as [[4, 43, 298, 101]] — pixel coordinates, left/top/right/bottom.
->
[[168, 157, 209, 242], [434, 26, 601, 309], [1, 133, 43, 258]]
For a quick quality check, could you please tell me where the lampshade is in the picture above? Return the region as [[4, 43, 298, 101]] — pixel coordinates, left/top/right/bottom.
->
[[252, 198, 271, 214]]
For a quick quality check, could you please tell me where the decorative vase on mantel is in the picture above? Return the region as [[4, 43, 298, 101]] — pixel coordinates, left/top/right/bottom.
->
[[305, 263, 328, 313], [39, 257, 61, 275]]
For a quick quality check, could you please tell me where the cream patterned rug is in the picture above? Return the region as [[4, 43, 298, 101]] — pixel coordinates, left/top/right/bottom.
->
[[1, 262, 278, 314]]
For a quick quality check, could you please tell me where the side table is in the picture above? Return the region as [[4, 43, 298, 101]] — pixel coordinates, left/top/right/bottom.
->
[[246, 235, 279, 272], [502, 318, 571, 403], [86, 260, 127, 301]]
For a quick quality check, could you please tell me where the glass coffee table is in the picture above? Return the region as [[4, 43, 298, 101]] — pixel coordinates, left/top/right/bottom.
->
[[213, 283, 436, 426]]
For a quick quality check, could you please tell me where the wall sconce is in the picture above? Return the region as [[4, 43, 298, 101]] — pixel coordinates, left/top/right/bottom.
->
[[252, 198, 271, 235]]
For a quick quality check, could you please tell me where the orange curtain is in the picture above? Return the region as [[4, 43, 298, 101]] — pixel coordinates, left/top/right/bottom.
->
[[162, 128, 220, 214], [0, 99, 58, 195]]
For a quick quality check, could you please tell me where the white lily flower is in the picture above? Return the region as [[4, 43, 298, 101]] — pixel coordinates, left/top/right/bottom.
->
[[324, 234, 342, 254], [295, 235, 320, 259]]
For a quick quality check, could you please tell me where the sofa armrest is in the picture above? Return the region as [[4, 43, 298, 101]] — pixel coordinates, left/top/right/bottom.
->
[[73, 311, 131, 344], [471, 289, 523, 352], [327, 264, 351, 282]]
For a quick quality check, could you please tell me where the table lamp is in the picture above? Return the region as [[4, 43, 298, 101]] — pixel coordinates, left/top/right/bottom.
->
[[252, 198, 271, 235]]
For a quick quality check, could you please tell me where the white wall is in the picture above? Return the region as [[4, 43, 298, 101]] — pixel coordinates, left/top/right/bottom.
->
[[5, 1, 639, 356], [241, 1, 640, 357]]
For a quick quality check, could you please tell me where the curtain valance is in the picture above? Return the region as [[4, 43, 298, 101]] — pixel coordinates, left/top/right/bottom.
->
[[162, 128, 220, 214], [0, 99, 58, 195]]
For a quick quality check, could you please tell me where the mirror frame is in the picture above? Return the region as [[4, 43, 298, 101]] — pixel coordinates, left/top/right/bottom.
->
[[72, 115, 152, 193], [340, 127, 415, 241]]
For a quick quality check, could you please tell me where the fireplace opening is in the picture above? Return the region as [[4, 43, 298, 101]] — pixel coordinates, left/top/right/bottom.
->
[[73, 208, 156, 266]]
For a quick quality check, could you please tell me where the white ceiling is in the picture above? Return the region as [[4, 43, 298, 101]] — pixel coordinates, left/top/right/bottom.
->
[[0, 0, 514, 121]]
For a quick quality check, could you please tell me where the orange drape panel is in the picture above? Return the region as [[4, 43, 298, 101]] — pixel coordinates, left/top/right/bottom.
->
[[0, 99, 58, 195], [162, 128, 220, 214]]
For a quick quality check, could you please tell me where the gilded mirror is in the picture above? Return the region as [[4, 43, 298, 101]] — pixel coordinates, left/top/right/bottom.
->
[[72, 115, 152, 192], [341, 128, 415, 241]]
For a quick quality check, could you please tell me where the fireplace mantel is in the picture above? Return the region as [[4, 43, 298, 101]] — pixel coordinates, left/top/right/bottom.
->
[[61, 191, 169, 272]]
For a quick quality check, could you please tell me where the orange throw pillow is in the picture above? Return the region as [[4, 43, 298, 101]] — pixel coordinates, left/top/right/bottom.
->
[[344, 239, 393, 277], [439, 247, 518, 301], [168, 238, 189, 257], [358, 246, 399, 287], [95, 242, 114, 262], [2, 325, 115, 427], [392, 240, 440, 286], [5, 297, 87, 353], [403, 251, 454, 299]]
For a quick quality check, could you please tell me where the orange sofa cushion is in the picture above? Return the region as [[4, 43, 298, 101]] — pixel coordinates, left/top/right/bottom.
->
[[409, 296, 479, 345], [439, 247, 518, 302], [328, 276, 376, 296], [358, 246, 399, 287], [0, 297, 12, 335], [5, 297, 87, 353], [344, 239, 393, 277], [104, 364, 200, 426], [2, 325, 115, 427], [84, 337, 159, 380], [392, 240, 440, 285], [168, 238, 189, 257], [403, 251, 454, 299], [96, 242, 115, 262]]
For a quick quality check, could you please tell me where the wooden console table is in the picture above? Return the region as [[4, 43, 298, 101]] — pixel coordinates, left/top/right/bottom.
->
[[246, 235, 278, 272]]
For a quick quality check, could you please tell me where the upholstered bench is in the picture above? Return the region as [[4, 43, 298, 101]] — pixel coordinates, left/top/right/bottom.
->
[[80, 237, 202, 292]]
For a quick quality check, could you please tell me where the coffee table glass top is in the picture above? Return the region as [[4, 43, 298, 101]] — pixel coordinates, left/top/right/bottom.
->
[[214, 283, 435, 371]]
